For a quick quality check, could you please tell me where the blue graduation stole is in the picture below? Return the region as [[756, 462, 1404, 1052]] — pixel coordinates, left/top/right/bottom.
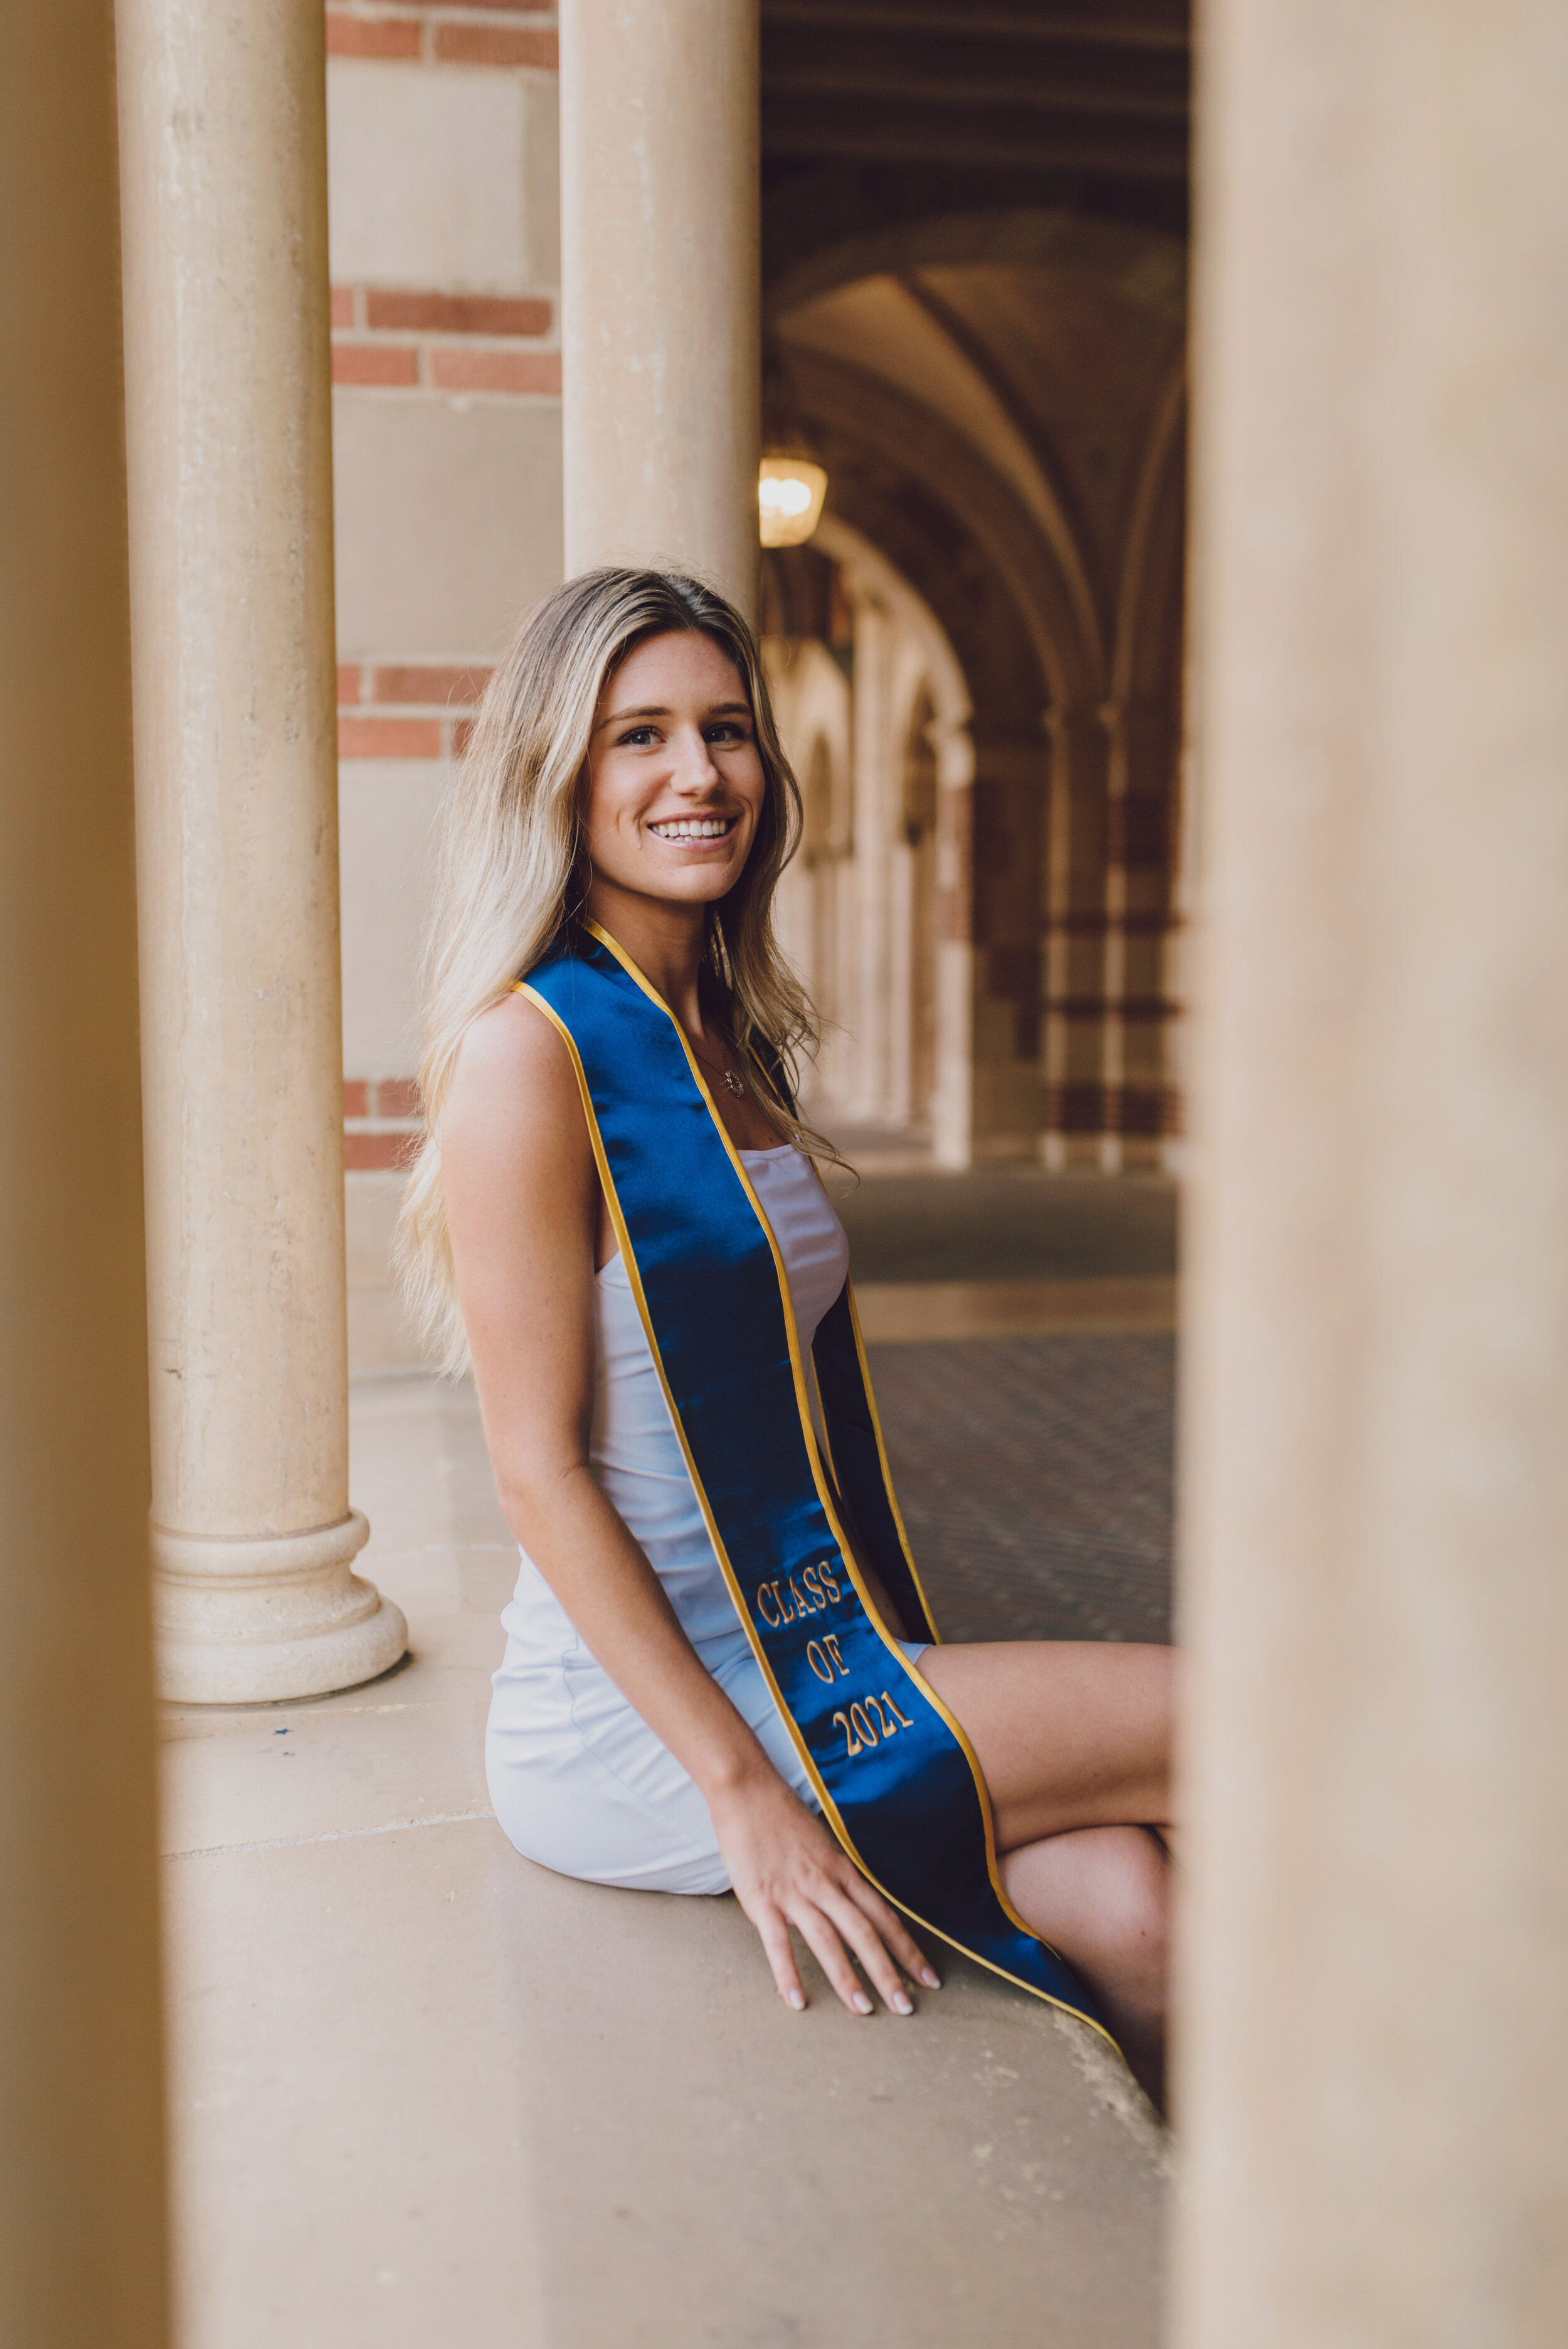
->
[[519, 921, 1115, 2046]]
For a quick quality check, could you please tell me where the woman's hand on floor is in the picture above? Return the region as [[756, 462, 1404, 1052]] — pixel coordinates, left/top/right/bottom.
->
[[707, 1768, 940, 2017]]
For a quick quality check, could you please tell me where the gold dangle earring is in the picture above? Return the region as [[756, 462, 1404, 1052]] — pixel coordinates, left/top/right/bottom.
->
[[707, 908, 735, 991]]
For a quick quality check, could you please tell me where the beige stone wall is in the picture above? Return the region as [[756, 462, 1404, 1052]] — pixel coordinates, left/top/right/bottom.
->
[[327, 4, 563, 1098], [325, 6, 565, 1359]]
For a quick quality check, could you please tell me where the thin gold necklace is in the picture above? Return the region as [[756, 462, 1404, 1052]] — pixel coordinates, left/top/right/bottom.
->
[[686, 1033, 746, 1098]]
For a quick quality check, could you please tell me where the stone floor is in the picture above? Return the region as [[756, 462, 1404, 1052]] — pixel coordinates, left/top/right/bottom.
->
[[829, 1166, 1179, 1288], [162, 1172, 1177, 2347], [871, 1335, 1176, 1648]]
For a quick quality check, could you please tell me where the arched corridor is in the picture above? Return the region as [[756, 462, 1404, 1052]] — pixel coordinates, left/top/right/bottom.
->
[[764, 522, 979, 1156], [764, 209, 1188, 1172]]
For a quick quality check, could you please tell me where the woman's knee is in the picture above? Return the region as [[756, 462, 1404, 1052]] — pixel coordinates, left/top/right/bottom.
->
[[1085, 1827, 1170, 1995], [1002, 1821, 1169, 1998]]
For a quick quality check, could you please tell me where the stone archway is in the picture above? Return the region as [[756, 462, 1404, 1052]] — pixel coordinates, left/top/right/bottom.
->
[[771, 207, 1189, 1166]]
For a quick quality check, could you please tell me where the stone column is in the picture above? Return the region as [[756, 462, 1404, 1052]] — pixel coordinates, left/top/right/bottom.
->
[[1177, 4, 1568, 2343], [848, 595, 894, 1119], [1098, 701, 1130, 1176], [559, 0, 761, 622], [886, 835, 916, 1129], [930, 716, 977, 1171], [1, 2, 169, 2336], [116, 0, 406, 1704], [1102, 699, 1175, 1174], [1040, 705, 1112, 1170]]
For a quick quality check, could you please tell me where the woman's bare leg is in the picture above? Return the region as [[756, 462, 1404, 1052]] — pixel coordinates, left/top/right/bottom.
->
[[916, 1640, 1175, 2108], [916, 1640, 1173, 1845], [1002, 1825, 1170, 2108]]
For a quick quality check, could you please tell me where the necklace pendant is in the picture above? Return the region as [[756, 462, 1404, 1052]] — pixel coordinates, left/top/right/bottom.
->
[[722, 1070, 744, 1098]]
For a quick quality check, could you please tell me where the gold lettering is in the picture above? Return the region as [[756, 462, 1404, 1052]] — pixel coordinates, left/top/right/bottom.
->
[[756, 1584, 781, 1630], [788, 1576, 813, 1618], [829, 1689, 917, 1763], [802, 1564, 824, 1608], [818, 1560, 842, 1603], [807, 1640, 835, 1685], [775, 1579, 795, 1623], [823, 1633, 848, 1678]]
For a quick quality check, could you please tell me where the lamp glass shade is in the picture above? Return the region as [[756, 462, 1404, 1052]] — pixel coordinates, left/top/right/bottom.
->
[[758, 457, 828, 548]]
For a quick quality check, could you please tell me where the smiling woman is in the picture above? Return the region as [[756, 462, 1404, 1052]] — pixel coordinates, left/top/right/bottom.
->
[[396, 570, 1175, 2108], [584, 634, 761, 904]]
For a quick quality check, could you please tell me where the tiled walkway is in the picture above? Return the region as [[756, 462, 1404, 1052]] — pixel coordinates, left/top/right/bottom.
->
[[869, 1334, 1177, 1648], [848, 1167, 1179, 1651]]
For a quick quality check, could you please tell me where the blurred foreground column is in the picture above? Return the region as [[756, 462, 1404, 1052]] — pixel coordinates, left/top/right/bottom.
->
[[1177, 4, 1568, 2343], [0, 3, 169, 2340], [560, 0, 761, 620], [116, 0, 406, 1702]]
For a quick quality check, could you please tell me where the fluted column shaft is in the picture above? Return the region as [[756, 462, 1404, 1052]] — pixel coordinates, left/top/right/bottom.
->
[[116, 0, 405, 1702], [559, 0, 761, 621], [1178, 3, 1568, 2341]]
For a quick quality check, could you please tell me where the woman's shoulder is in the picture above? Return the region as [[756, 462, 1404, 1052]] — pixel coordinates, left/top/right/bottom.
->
[[456, 984, 564, 1079], [443, 987, 585, 1160]]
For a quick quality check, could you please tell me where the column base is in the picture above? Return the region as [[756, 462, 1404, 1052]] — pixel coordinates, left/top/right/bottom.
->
[[152, 1511, 409, 1704]]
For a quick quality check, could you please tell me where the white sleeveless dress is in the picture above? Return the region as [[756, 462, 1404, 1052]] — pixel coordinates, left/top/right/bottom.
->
[[484, 1143, 927, 1896]]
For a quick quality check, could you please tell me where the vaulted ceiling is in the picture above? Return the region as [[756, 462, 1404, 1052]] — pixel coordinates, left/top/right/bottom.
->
[[759, 3, 1191, 732], [761, 0, 1192, 289]]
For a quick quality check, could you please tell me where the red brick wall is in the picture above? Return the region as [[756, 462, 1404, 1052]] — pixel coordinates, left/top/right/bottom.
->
[[331, 282, 560, 395], [337, 660, 492, 761], [343, 1076, 423, 1170], [326, 3, 558, 70], [331, 1, 559, 1165]]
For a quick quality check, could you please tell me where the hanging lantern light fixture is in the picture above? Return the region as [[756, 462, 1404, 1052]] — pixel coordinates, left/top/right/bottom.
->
[[758, 453, 828, 548]]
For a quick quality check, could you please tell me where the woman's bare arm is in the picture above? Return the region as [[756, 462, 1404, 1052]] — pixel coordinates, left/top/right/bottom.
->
[[441, 992, 937, 2015], [443, 994, 778, 1801]]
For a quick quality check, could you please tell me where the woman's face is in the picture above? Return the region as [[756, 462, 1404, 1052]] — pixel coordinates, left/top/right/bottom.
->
[[580, 630, 766, 915]]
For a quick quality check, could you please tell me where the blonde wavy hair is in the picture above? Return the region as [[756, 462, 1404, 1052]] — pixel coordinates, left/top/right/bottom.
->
[[395, 566, 838, 1374]]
